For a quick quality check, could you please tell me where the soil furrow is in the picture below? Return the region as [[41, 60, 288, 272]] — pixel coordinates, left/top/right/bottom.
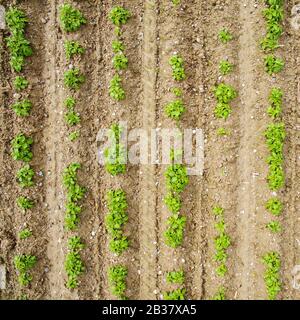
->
[[43, 0, 75, 299], [139, 0, 158, 300]]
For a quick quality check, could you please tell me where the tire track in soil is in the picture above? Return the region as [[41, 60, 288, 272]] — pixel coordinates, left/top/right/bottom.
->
[[97, 0, 143, 300], [281, 0, 300, 300], [235, 0, 262, 300], [139, 0, 158, 300], [156, 0, 204, 299]]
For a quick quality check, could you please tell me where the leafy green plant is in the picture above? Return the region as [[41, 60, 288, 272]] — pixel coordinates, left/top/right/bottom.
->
[[213, 206, 225, 217], [108, 265, 128, 300], [169, 55, 186, 81], [172, 0, 181, 5], [5, 8, 32, 72], [65, 110, 80, 126], [69, 131, 80, 141], [19, 229, 32, 240], [266, 221, 282, 233], [65, 236, 85, 289], [218, 29, 233, 43], [113, 53, 128, 71], [112, 40, 125, 53], [216, 127, 230, 136], [262, 251, 281, 300], [64, 40, 85, 60], [164, 214, 186, 248], [17, 165, 35, 188], [261, 0, 284, 51], [59, 4, 86, 32], [14, 254, 37, 286], [64, 68, 85, 90], [109, 74, 125, 101], [11, 134, 33, 162], [63, 163, 86, 230], [219, 60, 233, 75], [64, 96, 76, 109], [109, 6, 131, 26], [267, 87, 282, 118], [163, 288, 186, 300], [213, 287, 225, 300], [64, 97, 80, 126], [164, 193, 181, 214], [16, 196, 34, 212], [265, 123, 285, 190], [166, 270, 185, 284], [172, 87, 182, 97], [265, 198, 283, 216], [213, 206, 231, 277], [264, 55, 284, 74], [214, 102, 232, 120], [68, 236, 84, 251], [105, 189, 129, 255], [214, 83, 237, 104], [165, 164, 189, 193], [165, 99, 186, 121], [12, 99, 32, 117], [213, 83, 237, 120], [5, 7, 28, 33], [104, 124, 126, 175], [14, 76, 29, 91]]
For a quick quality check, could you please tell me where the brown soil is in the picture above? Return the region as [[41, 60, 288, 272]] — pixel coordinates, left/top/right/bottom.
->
[[0, 0, 299, 300]]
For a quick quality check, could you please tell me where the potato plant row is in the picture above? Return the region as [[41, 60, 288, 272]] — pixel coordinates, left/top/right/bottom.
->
[[261, 0, 285, 300], [105, 6, 132, 299], [5, 7, 37, 295], [59, 3, 87, 290], [212, 27, 236, 300]]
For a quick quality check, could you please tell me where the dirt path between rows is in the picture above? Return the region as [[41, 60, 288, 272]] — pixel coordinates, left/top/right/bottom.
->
[[235, 0, 260, 299], [139, 0, 158, 300]]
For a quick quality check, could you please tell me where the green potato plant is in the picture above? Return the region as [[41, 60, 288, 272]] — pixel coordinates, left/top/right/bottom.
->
[[14, 254, 37, 286], [64, 40, 85, 60], [108, 265, 128, 300], [11, 133, 33, 162], [262, 251, 281, 300], [59, 4, 86, 32], [12, 99, 32, 117], [65, 236, 85, 289], [16, 165, 35, 188]]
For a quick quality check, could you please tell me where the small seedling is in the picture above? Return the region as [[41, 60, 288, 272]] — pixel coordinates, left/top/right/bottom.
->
[[64, 40, 85, 60], [11, 133, 33, 162], [109, 75, 125, 101], [266, 221, 282, 233], [17, 165, 35, 188], [69, 131, 80, 141], [218, 29, 233, 43], [109, 6, 131, 26], [14, 76, 29, 91], [12, 99, 32, 117], [264, 55, 284, 74], [16, 196, 34, 212], [113, 53, 128, 70], [219, 60, 233, 75], [19, 229, 32, 240], [64, 68, 85, 90], [165, 99, 186, 121]]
